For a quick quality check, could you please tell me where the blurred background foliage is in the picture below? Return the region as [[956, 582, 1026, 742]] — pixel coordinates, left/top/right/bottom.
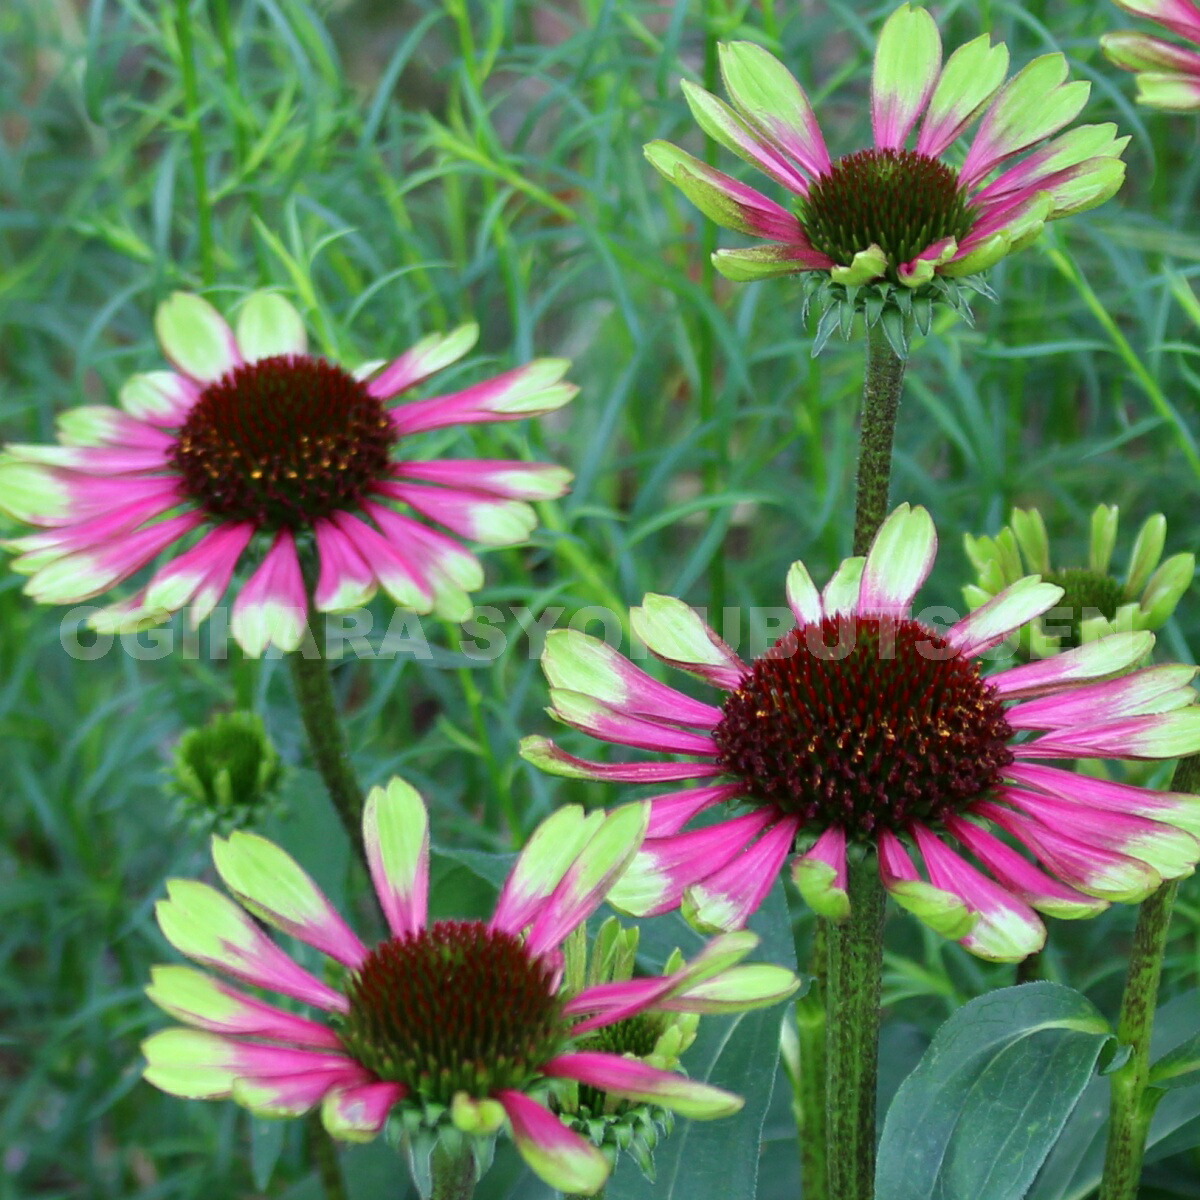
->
[[3, 0, 1200, 1195]]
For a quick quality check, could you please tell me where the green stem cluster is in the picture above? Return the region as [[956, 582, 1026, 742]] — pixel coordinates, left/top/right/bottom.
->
[[1098, 753, 1200, 1200]]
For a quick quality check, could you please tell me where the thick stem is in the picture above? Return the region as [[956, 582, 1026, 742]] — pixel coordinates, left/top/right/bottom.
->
[[430, 1139, 477, 1200], [795, 919, 829, 1200], [852, 324, 907, 556], [1098, 754, 1200, 1200], [307, 1113, 349, 1200], [825, 853, 886, 1200], [287, 621, 366, 863]]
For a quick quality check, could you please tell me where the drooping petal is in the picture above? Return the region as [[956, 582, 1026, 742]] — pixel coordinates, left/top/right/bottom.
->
[[946, 575, 1064, 657], [330, 511, 434, 613], [322, 1080, 407, 1142], [960, 54, 1091, 190], [1016, 709, 1200, 761], [525, 802, 650, 955], [211, 831, 368, 968], [917, 34, 1010, 157], [542, 629, 723, 728], [491, 806, 605, 935], [388, 359, 576, 435], [645, 141, 809, 240], [363, 777, 430, 939], [519, 735, 724, 784], [231, 1061, 372, 1118], [872, 3, 942, 150], [608, 810, 777, 918], [544, 1052, 743, 1119], [655, 962, 803, 1014], [990, 631, 1156, 698], [118, 370, 199, 426], [377, 479, 537, 547], [143, 521, 255, 619], [944, 817, 1108, 919], [976, 802, 1162, 902], [631, 593, 746, 689], [711, 241, 838, 281], [897, 237, 959, 288], [913, 825, 1045, 961], [548, 689, 720, 756], [498, 1089, 610, 1196], [877, 829, 977, 939], [680, 80, 812, 196], [154, 879, 348, 1012], [230, 529, 309, 657], [235, 292, 308, 362], [365, 322, 479, 400], [145, 965, 345, 1047], [393, 458, 572, 501], [1006, 762, 1200, 838], [683, 817, 800, 932], [55, 406, 176, 450], [857, 503, 936, 617], [791, 826, 850, 919], [1006, 664, 1198, 731], [717, 41, 832, 178], [1111, 0, 1200, 42], [312, 518, 377, 612], [647, 782, 744, 837], [154, 292, 242, 384]]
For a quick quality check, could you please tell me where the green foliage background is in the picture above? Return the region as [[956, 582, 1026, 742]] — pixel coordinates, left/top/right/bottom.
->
[[2, 0, 1200, 1195]]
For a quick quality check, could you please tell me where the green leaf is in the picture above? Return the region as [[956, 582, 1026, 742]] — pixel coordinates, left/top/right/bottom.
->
[[250, 1114, 286, 1191], [1029, 991, 1200, 1199], [1150, 1031, 1200, 1091], [876, 982, 1114, 1200]]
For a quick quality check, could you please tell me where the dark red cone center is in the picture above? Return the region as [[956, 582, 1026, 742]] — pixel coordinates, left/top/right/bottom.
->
[[338, 920, 569, 1103], [713, 615, 1013, 838], [171, 355, 396, 528]]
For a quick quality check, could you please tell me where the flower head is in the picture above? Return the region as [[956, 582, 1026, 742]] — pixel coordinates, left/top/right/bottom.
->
[[522, 505, 1200, 963], [552, 917, 797, 1179], [169, 710, 283, 832], [141, 779, 792, 1195], [648, 4, 1127, 352], [1103, 0, 1200, 110], [966, 504, 1195, 658], [0, 292, 576, 655]]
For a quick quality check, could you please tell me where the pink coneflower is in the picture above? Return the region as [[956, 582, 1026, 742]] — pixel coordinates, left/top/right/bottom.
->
[[523, 505, 1200, 962], [1103, 0, 1200, 110], [648, 4, 1126, 298], [142, 779, 795, 1195], [0, 291, 576, 655]]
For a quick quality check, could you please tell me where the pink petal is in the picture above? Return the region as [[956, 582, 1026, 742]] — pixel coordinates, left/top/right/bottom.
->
[[392, 458, 571, 500], [1006, 664, 1197, 731], [144, 521, 255, 619], [647, 783, 743, 837], [230, 529, 309, 657], [549, 689, 720, 755], [520, 736, 724, 783], [313, 518, 376, 612], [330, 511, 434, 612], [990, 632, 1156, 699], [684, 817, 800, 931], [497, 1090, 610, 1195]]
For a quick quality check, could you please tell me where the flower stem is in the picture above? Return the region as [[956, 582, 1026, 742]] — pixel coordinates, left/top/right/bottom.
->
[[852, 323, 906, 556], [825, 852, 886, 1200], [794, 919, 829, 1200], [430, 1139, 477, 1200], [173, 0, 216, 286], [1098, 753, 1200, 1200], [287, 621, 366, 862]]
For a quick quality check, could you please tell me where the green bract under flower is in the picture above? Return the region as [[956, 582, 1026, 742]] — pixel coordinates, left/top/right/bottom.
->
[[965, 504, 1195, 658], [646, 4, 1128, 355]]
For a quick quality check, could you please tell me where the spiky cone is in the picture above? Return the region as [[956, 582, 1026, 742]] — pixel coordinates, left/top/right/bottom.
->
[[965, 504, 1195, 660], [551, 917, 799, 1181], [0, 291, 577, 655], [648, 3, 1127, 354], [522, 504, 1200, 963], [1103, 0, 1200, 110], [140, 779, 794, 1196]]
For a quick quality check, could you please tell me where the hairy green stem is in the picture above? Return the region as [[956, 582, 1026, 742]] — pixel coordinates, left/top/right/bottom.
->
[[852, 324, 907, 555], [826, 854, 886, 1200], [795, 919, 829, 1200], [1098, 753, 1200, 1200], [307, 1113, 349, 1200], [174, 0, 215, 285], [287, 620, 366, 863], [430, 1139, 477, 1200]]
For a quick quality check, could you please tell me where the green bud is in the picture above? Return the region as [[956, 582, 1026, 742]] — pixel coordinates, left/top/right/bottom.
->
[[169, 711, 283, 832]]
